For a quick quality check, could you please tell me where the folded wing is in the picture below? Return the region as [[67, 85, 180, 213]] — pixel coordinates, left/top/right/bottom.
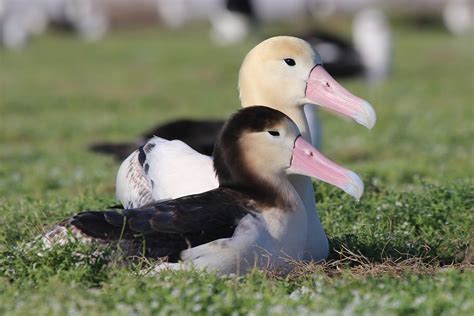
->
[[68, 188, 255, 261]]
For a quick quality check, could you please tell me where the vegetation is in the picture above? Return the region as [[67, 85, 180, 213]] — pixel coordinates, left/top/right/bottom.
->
[[0, 22, 472, 315]]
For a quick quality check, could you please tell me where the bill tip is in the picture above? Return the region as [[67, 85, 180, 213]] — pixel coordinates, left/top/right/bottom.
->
[[343, 171, 364, 200], [355, 101, 377, 130]]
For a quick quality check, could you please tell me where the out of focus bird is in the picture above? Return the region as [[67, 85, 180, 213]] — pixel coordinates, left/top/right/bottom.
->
[[352, 8, 392, 83], [211, 0, 392, 81], [0, 0, 108, 50]]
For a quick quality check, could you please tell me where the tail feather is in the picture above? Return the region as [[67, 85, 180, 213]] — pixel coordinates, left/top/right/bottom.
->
[[40, 209, 189, 261], [70, 211, 128, 240], [89, 142, 140, 161], [39, 209, 163, 259]]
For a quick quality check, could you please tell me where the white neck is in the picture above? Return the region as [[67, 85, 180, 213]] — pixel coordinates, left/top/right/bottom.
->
[[261, 177, 308, 262], [240, 84, 328, 260], [281, 106, 329, 261]]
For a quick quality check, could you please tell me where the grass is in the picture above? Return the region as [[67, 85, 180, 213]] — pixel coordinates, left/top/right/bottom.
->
[[0, 21, 473, 315]]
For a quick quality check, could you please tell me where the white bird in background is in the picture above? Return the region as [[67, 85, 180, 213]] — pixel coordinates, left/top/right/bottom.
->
[[210, 0, 393, 82], [43, 106, 364, 274], [443, 0, 474, 36], [116, 36, 376, 262], [0, 0, 108, 50], [0, 0, 47, 49], [352, 8, 392, 83]]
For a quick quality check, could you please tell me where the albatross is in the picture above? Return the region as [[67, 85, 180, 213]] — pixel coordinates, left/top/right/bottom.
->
[[115, 36, 375, 262], [43, 106, 364, 274]]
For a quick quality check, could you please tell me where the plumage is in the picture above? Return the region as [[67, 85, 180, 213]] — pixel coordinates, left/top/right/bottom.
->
[[116, 137, 218, 208], [115, 150, 154, 209], [66, 188, 256, 262]]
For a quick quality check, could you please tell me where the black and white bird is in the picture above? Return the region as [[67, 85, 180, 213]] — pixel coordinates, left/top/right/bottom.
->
[[43, 106, 364, 274], [114, 36, 375, 262]]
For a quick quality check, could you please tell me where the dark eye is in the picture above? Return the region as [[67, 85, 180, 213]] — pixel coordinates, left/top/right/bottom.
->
[[268, 130, 280, 137], [284, 58, 296, 66]]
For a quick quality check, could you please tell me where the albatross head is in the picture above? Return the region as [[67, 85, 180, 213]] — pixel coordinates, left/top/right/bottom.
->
[[238, 36, 376, 130], [213, 106, 364, 201]]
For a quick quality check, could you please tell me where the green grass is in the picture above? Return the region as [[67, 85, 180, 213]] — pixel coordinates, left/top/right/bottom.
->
[[0, 23, 473, 315]]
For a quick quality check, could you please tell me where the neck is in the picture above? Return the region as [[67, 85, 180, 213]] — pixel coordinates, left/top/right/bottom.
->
[[225, 172, 302, 211], [272, 174, 305, 210], [279, 106, 310, 140], [274, 106, 314, 208], [277, 105, 328, 261], [239, 94, 328, 260]]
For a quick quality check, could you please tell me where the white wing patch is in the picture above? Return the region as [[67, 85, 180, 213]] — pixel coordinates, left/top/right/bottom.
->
[[116, 136, 218, 209], [116, 150, 154, 209]]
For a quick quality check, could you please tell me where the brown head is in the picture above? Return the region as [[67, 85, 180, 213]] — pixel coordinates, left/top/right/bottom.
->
[[213, 106, 364, 208]]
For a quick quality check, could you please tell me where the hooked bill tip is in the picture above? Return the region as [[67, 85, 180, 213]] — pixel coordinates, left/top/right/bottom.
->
[[355, 101, 377, 130], [342, 171, 364, 201]]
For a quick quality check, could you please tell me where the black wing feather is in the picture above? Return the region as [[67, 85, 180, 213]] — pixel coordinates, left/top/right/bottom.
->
[[68, 188, 256, 261], [89, 119, 224, 160], [70, 211, 127, 240]]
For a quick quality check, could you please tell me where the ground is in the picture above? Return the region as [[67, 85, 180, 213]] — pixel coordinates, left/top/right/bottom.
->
[[0, 20, 473, 315]]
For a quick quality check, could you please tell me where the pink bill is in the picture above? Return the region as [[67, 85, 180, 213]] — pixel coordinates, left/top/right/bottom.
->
[[305, 65, 376, 129], [290, 136, 364, 200]]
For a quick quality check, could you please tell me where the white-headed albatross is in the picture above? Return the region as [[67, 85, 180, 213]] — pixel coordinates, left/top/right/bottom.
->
[[116, 36, 376, 262], [43, 106, 363, 274]]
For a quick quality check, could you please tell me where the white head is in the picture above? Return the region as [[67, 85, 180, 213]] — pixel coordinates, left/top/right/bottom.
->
[[238, 36, 376, 129]]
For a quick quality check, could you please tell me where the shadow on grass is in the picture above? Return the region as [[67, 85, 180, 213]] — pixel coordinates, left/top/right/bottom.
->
[[318, 181, 473, 266], [328, 234, 472, 266]]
